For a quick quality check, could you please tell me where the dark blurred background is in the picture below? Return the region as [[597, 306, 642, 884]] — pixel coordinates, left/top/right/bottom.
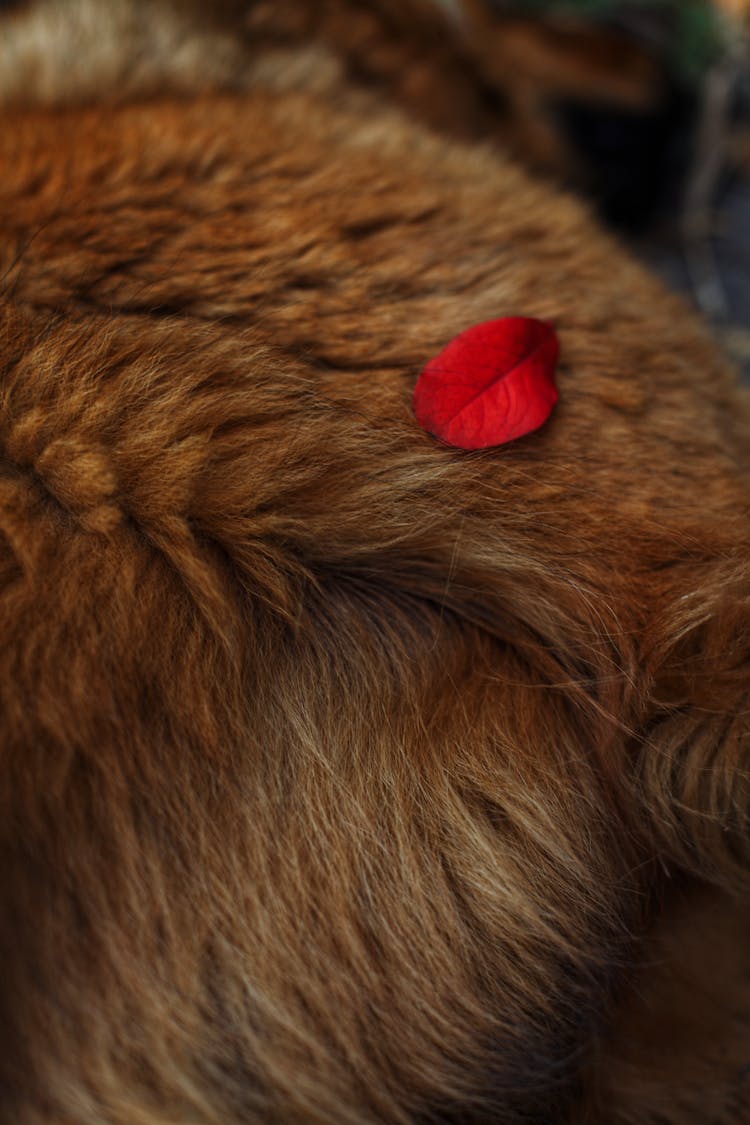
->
[[481, 2, 750, 380]]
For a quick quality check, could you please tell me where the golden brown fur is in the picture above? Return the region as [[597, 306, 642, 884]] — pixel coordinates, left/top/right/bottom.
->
[[0, 3, 749, 1122], [0, 0, 694, 189]]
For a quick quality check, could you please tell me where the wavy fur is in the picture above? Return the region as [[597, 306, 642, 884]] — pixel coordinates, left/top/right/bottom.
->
[[0, 3, 748, 1122]]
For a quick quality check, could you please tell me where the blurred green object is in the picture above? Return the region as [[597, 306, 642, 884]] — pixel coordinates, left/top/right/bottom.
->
[[504, 1, 730, 84]]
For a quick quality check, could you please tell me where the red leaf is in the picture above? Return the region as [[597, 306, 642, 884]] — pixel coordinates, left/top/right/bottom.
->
[[413, 317, 560, 450]]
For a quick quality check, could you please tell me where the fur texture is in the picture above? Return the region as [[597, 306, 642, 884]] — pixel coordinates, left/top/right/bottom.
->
[[0, 0, 708, 225], [0, 3, 749, 1123]]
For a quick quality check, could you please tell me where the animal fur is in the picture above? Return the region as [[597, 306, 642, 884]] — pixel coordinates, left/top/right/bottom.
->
[[0, 2, 749, 1123], [0, 0, 720, 226]]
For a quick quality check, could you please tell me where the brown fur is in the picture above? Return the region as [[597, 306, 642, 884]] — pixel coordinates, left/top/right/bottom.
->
[[0, 0, 686, 185], [576, 883, 750, 1123], [0, 3, 749, 1123]]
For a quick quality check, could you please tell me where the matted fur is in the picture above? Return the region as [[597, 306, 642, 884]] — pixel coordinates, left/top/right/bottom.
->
[[0, 3, 749, 1123]]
